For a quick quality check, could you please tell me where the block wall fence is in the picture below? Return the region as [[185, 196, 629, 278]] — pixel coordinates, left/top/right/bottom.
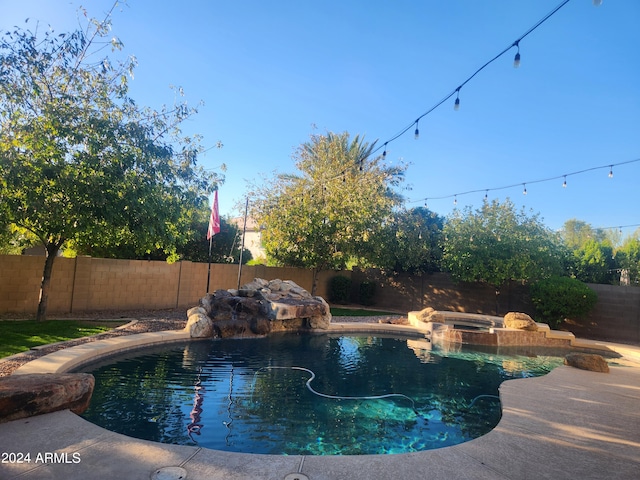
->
[[1, 255, 638, 343], [0, 255, 340, 314]]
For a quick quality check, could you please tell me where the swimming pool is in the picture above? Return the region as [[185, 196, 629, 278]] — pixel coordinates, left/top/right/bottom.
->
[[77, 333, 567, 455]]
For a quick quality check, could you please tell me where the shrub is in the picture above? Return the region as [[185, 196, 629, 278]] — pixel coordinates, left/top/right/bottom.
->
[[329, 275, 352, 304], [529, 276, 598, 329], [359, 281, 376, 306]]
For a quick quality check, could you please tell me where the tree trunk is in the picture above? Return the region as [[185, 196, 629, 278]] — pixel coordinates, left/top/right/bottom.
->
[[36, 242, 61, 322], [311, 268, 321, 296]]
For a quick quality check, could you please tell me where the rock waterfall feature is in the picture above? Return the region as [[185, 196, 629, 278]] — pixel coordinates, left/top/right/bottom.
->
[[185, 278, 332, 338]]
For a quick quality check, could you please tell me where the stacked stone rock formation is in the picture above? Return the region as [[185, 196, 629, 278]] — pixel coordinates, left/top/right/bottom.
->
[[185, 278, 331, 338]]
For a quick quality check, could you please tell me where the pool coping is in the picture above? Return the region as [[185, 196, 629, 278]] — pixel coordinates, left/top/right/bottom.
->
[[3, 323, 640, 480]]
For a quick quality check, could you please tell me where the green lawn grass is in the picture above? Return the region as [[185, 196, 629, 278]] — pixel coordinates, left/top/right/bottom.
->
[[0, 320, 117, 358], [330, 307, 398, 317]]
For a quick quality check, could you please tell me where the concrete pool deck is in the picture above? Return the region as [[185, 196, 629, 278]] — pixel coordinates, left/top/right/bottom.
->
[[1, 325, 639, 479]]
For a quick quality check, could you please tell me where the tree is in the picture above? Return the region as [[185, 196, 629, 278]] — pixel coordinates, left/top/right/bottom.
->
[[560, 219, 606, 250], [442, 199, 567, 312], [176, 215, 252, 264], [250, 131, 406, 294], [616, 233, 640, 285], [572, 239, 617, 284], [0, 10, 221, 320], [374, 207, 444, 274]]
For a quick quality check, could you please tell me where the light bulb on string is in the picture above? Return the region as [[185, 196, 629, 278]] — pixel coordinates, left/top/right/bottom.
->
[[523, 183, 527, 195], [562, 175, 567, 188], [513, 41, 521, 68], [414, 120, 420, 140], [382, 142, 388, 159], [484, 190, 489, 201], [608, 166, 613, 178], [453, 195, 457, 206], [454, 88, 461, 111]]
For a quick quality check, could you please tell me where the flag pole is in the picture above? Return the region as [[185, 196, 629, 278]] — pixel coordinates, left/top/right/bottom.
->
[[236, 197, 249, 290], [206, 235, 212, 293], [206, 190, 220, 294]]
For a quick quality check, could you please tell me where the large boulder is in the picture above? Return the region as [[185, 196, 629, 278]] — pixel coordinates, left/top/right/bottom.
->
[[503, 312, 538, 331], [185, 307, 215, 338], [0, 373, 95, 423], [564, 353, 610, 373]]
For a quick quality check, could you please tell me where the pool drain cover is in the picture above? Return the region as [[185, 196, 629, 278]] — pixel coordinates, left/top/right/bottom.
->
[[284, 474, 309, 480], [151, 466, 187, 480]]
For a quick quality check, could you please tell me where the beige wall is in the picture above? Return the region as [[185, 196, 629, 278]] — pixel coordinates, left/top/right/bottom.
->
[[0, 255, 341, 315]]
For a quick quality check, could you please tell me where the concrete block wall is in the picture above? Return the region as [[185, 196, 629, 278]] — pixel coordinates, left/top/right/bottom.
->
[[583, 284, 640, 343], [0, 255, 44, 313], [0, 255, 343, 315], [351, 269, 533, 316]]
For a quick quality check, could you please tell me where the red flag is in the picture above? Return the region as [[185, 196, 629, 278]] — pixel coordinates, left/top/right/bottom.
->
[[207, 190, 221, 240]]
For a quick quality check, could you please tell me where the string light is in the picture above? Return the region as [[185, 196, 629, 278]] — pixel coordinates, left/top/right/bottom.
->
[[414, 120, 420, 140], [453, 195, 458, 205], [369, 0, 573, 158], [408, 158, 640, 207], [562, 175, 567, 188], [513, 40, 521, 68]]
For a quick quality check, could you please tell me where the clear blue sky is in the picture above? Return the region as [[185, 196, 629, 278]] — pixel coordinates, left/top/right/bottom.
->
[[3, 0, 639, 235]]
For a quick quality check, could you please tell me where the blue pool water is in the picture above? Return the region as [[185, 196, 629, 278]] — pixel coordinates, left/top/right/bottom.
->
[[78, 334, 567, 455]]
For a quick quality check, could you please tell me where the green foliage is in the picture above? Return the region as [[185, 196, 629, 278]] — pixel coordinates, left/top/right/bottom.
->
[[530, 276, 598, 329], [172, 216, 252, 264], [442, 199, 567, 289], [560, 219, 607, 250], [571, 239, 617, 284], [0, 13, 222, 319], [250, 131, 406, 293], [358, 281, 376, 306], [0, 225, 38, 254], [329, 275, 352, 304], [615, 235, 640, 285], [374, 207, 444, 274]]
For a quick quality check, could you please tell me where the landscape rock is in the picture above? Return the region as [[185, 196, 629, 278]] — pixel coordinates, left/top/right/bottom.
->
[[184, 312, 215, 338], [413, 307, 445, 323], [564, 353, 610, 373], [503, 312, 538, 331], [188, 278, 331, 338], [0, 373, 95, 423]]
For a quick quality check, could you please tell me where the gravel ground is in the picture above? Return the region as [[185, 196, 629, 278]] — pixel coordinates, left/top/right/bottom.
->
[[0, 308, 405, 377]]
